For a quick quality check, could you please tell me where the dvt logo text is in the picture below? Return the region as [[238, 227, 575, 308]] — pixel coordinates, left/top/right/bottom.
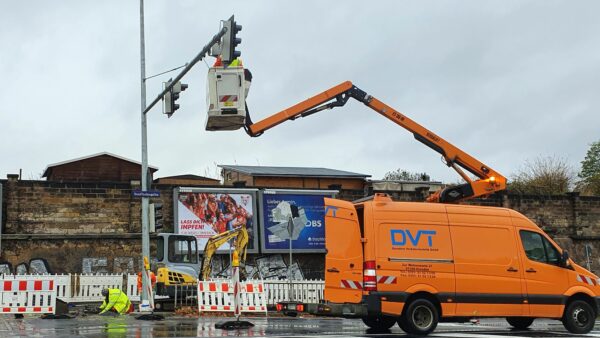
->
[[391, 229, 436, 247]]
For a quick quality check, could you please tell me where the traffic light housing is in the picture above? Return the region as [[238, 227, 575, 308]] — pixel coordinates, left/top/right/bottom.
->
[[164, 79, 188, 117], [221, 15, 242, 64]]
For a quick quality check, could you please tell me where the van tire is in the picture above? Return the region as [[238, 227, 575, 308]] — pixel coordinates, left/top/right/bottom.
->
[[361, 315, 396, 330], [397, 316, 410, 332], [562, 300, 596, 334], [506, 317, 534, 329], [401, 298, 439, 335]]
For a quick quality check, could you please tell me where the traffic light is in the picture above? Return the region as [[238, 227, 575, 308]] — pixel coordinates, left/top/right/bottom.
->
[[221, 15, 242, 64], [149, 203, 163, 232], [163, 79, 188, 117]]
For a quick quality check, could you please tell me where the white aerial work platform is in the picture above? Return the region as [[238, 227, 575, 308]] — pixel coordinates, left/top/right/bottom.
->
[[205, 66, 247, 131]]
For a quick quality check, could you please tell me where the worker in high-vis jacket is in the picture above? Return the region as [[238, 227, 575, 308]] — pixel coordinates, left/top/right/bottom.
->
[[99, 288, 133, 315]]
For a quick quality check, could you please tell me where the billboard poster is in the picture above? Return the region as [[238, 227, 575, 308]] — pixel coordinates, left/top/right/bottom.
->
[[174, 188, 258, 253], [259, 190, 337, 253]]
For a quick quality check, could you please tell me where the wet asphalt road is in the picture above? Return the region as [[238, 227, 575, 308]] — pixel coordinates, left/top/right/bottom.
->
[[0, 315, 598, 337]]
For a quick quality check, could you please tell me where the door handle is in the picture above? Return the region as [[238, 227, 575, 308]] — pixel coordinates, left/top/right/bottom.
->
[[327, 268, 339, 273], [526, 268, 537, 273], [507, 267, 518, 272]]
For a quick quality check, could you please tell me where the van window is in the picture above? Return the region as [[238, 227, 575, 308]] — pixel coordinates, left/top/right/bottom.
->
[[520, 230, 559, 265], [356, 206, 365, 238], [543, 236, 560, 265]]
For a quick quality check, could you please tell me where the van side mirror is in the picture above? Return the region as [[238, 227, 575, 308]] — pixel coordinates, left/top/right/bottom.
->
[[560, 250, 570, 268]]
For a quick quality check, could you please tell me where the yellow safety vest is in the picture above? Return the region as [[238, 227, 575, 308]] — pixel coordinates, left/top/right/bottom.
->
[[229, 58, 242, 67], [99, 289, 132, 315]]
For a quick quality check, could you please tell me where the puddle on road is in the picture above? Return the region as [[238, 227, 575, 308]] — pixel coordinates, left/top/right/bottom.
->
[[0, 315, 367, 337]]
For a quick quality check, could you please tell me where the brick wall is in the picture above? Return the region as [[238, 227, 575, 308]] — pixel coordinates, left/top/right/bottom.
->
[[222, 170, 254, 186], [1, 177, 600, 275]]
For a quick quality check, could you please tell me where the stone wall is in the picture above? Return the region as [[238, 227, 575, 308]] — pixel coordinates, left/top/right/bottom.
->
[[1, 177, 599, 276]]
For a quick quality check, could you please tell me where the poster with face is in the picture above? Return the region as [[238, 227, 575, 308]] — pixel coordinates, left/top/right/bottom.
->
[[175, 188, 258, 253]]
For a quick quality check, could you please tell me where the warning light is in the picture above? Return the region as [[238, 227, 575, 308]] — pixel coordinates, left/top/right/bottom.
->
[[489, 176, 496, 182]]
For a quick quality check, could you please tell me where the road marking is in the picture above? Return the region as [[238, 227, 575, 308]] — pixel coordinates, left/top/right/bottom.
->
[[432, 333, 530, 338]]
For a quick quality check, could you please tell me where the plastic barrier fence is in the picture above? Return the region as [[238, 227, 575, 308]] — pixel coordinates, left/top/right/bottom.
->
[[72, 274, 123, 302], [126, 274, 140, 302], [0, 276, 56, 314], [2, 274, 325, 308], [198, 280, 267, 314], [263, 279, 324, 305]]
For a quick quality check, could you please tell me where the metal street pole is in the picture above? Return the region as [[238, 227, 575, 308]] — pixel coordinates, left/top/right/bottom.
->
[[288, 216, 294, 302], [139, 0, 150, 308], [135, 12, 227, 309]]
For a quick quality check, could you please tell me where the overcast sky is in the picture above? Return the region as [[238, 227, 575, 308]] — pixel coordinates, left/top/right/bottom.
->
[[1, 1, 599, 183]]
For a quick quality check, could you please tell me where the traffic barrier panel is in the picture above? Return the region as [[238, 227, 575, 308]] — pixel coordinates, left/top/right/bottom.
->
[[0, 276, 56, 314], [73, 274, 124, 302], [198, 280, 267, 314], [126, 274, 140, 302], [263, 279, 324, 305]]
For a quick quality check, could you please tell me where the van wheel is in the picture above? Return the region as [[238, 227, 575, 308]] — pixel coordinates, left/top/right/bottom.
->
[[361, 315, 396, 330], [506, 317, 534, 329], [401, 298, 439, 335], [397, 316, 410, 332], [562, 300, 596, 334]]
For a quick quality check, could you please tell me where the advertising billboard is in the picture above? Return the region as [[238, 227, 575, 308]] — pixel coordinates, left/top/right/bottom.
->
[[174, 187, 258, 253], [259, 189, 337, 253]]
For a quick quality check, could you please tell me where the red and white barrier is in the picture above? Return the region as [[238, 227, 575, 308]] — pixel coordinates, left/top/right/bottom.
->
[[197, 280, 267, 314], [0, 277, 56, 314]]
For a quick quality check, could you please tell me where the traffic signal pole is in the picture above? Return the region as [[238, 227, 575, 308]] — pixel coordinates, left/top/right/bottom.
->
[[138, 10, 236, 310], [139, 0, 150, 310]]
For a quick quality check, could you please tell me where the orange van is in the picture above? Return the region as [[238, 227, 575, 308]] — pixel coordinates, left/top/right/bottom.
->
[[295, 193, 599, 335]]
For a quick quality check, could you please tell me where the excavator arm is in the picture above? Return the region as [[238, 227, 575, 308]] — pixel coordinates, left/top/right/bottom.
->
[[200, 226, 249, 281], [244, 81, 506, 203]]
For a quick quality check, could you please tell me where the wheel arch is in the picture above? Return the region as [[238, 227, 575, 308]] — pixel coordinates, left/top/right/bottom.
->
[[566, 292, 598, 317], [402, 291, 442, 318]]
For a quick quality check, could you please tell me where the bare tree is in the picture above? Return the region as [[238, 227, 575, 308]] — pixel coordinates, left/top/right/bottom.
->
[[383, 169, 432, 182], [508, 156, 574, 195]]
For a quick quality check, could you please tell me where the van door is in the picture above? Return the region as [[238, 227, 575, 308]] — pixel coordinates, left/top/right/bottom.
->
[[516, 228, 569, 318], [324, 198, 363, 304], [447, 206, 526, 317]]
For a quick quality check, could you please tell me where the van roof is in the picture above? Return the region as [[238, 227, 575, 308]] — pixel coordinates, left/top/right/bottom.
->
[[361, 199, 538, 230]]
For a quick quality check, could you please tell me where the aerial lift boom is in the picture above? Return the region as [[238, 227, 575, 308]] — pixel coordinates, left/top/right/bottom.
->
[[242, 81, 506, 203]]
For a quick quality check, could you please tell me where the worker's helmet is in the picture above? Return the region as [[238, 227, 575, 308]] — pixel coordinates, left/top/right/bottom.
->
[[101, 288, 109, 296]]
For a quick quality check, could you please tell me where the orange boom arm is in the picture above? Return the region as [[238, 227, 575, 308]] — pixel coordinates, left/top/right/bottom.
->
[[244, 81, 506, 203]]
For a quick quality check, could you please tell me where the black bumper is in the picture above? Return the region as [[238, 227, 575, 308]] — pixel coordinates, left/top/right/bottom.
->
[[595, 297, 600, 313], [305, 302, 367, 318]]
